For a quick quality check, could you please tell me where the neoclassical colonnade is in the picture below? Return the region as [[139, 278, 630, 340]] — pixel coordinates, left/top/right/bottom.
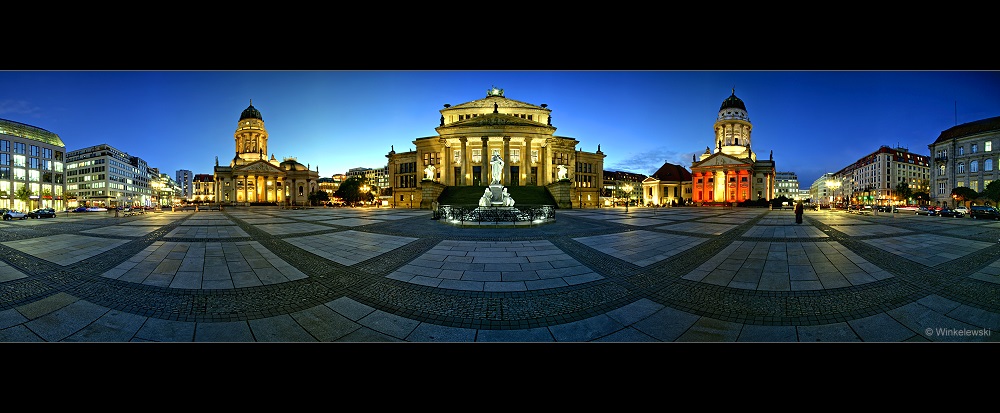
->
[[692, 169, 753, 203], [435, 135, 556, 187]]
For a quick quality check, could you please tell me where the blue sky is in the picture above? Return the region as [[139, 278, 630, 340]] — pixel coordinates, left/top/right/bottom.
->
[[1, 70, 998, 187]]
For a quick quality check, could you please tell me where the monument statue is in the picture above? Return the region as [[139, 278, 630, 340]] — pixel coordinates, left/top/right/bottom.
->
[[557, 164, 568, 180], [490, 153, 504, 184], [479, 188, 492, 207], [502, 188, 515, 206], [424, 164, 435, 180]]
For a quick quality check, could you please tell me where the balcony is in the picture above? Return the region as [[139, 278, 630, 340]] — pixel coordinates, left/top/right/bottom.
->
[[934, 156, 948, 164]]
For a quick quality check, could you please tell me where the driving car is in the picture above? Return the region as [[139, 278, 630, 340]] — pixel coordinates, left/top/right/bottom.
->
[[27, 208, 56, 218], [937, 207, 964, 218], [970, 205, 1000, 220], [1, 209, 27, 220]]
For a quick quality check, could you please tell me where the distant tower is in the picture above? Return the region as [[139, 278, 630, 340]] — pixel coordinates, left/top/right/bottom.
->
[[712, 88, 755, 161], [176, 169, 193, 200], [233, 99, 268, 165]]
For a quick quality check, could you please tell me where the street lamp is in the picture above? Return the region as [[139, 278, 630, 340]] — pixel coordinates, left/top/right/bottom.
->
[[623, 184, 633, 213], [360, 185, 369, 207]]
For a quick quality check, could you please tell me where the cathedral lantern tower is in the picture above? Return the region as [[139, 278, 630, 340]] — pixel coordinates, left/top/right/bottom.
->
[[233, 99, 268, 166], [712, 88, 755, 162]]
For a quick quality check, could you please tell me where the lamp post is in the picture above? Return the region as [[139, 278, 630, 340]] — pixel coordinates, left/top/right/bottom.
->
[[623, 184, 633, 213], [360, 184, 369, 207], [826, 177, 841, 211]]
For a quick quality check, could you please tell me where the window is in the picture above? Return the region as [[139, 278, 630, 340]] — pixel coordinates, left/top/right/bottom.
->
[[531, 149, 539, 163], [453, 149, 461, 164], [0, 140, 7, 152], [971, 160, 979, 173], [987, 159, 994, 171], [958, 162, 965, 173], [959, 146, 964, 156], [987, 141, 993, 152], [472, 149, 482, 163], [510, 148, 520, 163], [13, 142, 25, 154], [972, 143, 979, 153]]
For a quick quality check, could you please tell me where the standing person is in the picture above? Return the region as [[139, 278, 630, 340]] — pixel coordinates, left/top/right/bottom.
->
[[794, 201, 804, 224]]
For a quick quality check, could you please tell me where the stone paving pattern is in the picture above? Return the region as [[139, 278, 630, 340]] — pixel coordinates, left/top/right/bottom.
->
[[0, 206, 997, 342]]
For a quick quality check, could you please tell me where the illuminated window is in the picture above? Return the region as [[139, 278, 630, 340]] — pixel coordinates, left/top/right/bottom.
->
[[472, 149, 482, 163], [531, 150, 539, 163], [511, 148, 520, 163], [987, 141, 993, 152]]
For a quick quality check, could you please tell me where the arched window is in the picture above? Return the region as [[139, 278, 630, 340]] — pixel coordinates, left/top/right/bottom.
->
[[971, 160, 979, 173], [958, 162, 965, 173], [986, 159, 994, 171]]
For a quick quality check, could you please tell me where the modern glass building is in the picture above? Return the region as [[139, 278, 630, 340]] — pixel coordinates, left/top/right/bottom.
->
[[0, 118, 67, 211]]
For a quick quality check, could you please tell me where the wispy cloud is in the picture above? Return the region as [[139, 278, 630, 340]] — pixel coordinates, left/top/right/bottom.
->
[[0, 100, 40, 117], [605, 147, 697, 176]]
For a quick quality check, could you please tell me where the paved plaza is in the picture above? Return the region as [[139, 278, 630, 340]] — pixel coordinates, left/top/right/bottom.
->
[[0, 205, 997, 342]]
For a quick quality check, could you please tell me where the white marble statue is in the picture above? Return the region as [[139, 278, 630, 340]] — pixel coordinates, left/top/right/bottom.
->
[[424, 164, 435, 180], [479, 188, 492, 207], [557, 164, 568, 180], [502, 188, 515, 207], [490, 153, 504, 185]]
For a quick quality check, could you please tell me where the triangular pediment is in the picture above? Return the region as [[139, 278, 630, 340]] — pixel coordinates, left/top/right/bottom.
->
[[234, 160, 283, 173], [694, 153, 750, 168]]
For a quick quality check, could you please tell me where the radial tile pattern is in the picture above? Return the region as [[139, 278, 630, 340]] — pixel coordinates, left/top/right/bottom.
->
[[0, 206, 997, 343]]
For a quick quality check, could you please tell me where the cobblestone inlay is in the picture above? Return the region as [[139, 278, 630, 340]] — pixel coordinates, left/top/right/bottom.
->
[[0, 207, 997, 333]]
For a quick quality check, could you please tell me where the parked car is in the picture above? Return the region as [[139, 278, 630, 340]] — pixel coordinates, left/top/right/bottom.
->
[[970, 205, 1000, 220], [937, 207, 964, 218], [1, 209, 27, 220], [915, 206, 938, 216], [955, 206, 969, 215], [27, 208, 56, 219]]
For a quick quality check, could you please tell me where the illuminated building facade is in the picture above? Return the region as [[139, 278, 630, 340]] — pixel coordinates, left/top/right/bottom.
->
[[928, 116, 1000, 207], [690, 89, 775, 204], [386, 86, 605, 208], [213, 101, 320, 206], [0, 119, 67, 210]]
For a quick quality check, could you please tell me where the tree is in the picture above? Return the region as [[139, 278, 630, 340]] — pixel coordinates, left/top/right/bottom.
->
[[334, 176, 366, 206], [951, 186, 979, 206], [912, 191, 931, 205], [982, 180, 1000, 206], [308, 190, 330, 206], [894, 182, 913, 204], [14, 185, 33, 209]]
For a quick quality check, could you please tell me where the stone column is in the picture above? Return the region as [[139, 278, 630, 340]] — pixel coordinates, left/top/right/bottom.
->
[[459, 137, 468, 186], [523, 137, 532, 185], [481, 136, 489, 185], [502, 136, 510, 186]]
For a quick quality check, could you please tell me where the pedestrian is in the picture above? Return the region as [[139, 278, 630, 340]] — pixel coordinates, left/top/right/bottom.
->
[[794, 200, 804, 224]]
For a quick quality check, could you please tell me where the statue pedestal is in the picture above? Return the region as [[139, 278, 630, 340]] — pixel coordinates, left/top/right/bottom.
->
[[489, 184, 505, 205]]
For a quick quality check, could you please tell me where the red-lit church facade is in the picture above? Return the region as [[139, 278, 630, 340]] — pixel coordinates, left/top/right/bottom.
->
[[690, 89, 775, 204]]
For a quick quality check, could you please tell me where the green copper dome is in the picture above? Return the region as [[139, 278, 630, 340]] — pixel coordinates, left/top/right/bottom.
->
[[719, 89, 747, 112], [240, 100, 263, 121]]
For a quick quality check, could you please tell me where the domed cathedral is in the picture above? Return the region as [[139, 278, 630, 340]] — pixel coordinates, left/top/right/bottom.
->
[[690, 89, 775, 204], [387, 86, 606, 209], [213, 100, 320, 206]]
